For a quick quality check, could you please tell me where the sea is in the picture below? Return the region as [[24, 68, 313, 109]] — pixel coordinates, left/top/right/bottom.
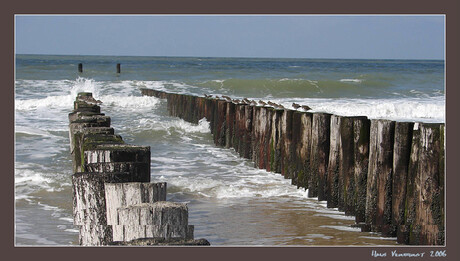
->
[[14, 54, 445, 246]]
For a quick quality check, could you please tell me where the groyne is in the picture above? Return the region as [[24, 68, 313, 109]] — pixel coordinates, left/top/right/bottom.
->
[[141, 88, 445, 245], [68, 92, 210, 246]]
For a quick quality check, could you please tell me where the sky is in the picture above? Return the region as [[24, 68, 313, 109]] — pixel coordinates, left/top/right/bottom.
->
[[15, 15, 445, 60]]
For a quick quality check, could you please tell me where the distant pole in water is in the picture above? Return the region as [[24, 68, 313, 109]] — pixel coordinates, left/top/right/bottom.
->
[[117, 63, 121, 74], [78, 63, 83, 73]]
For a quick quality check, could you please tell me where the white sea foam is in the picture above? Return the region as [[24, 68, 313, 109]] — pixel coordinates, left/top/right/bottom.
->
[[211, 80, 225, 83], [154, 152, 310, 200], [359, 236, 398, 241], [15, 169, 54, 187], [137, 117, 210, 134], [15, 126, 54, 137], [107, 80, 171, 96], [15, 95, 74, 111], [205, 90, 443, 123], [314, 213, 356, 221], [69, 77, 101, 99], [99, 95, 159, 110], [307, 234, 333, 240], [340, 78, 363, 83], [165, 175, 309, 199], [64, 229, 79, 233], [15, 78, 162, 115], [15, 162, 71, 195], [15, 78, 99, 111], [138, 80, 197, 95], [15, 194, 33, 201], [272, 97, 445, 123], [320, 225, 362, 232], [15, 169, 68, 193]]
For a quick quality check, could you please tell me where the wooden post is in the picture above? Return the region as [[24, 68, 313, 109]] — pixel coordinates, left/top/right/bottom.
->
[[400, 123, 445, 245], [365, 119, 395, 235], [269, 108, 283, 174], [115, 202, 193, 242], [264, 108, 274, 173], [290, 111, 303, 186], [280, 109, 294, 180], [83, 144, 151, 183], [309, 113, 331, 200], [243, 105, 254, 159], [71, 131, 123, 173], [233, 104, 244, 156], [72, 172, 132, 246], [78, 63, 83, 73], [226, 102, 236, 149], [295, 111, 312, 189], [397, 124, 421, 244], [353, 116, 370, 224], [105, 182, 167, 227], [252, 106, 271, 169], [391, 122, 414, 237], [117, 63, 121, 74], [326, 115, 341, 208], [214, 100, 227, 146], [195, 97, 206, 123], [339, 116, 364, 215], [105, 182, 168, 242]]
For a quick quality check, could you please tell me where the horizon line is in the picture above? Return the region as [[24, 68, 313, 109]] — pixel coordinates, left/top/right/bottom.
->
[[15, 53, 445, 61]]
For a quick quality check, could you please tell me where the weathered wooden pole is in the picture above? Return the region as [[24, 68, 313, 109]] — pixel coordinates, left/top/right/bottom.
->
[[263, 107, 274, 173], [185, 95, 195, 123], [105, 182, 167, 227], [294, 111, 312, 189], [326, 115, 341, 208], [72, 172, 133, 245], [289, 111, 302, 186], [391, 122, 414, 237], [214, 100, 227, 146], [353, 116, 371, 224], [105, 182, 169, 241], [73, 93, 101, 113], [397, 124, 421, 243], [339, 116, 363, 215], [70, 130, 123, 173], [251, 106, 261, 168], [205, 98, 216, 134], [309, 113, 331, 199], [365, 119, 395, 235], [243, 105, 254, 159], [252, 106, 271, 169], [83, 144, 151, 182], [117, 63, 121, 74], [269, 108, 283, 174], [226, 102, 236, 149], [399, 123, 445, 245], [280, 109, 294, 180], [115, 201, 194, 242], [78, 63, 83, 73], [233, 104, 244, 155], [196, 97, 206, 123]]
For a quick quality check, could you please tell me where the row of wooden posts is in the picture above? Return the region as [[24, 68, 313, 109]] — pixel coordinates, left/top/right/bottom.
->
[[141, 88, 445, 245], [68, 92, 209, 246]]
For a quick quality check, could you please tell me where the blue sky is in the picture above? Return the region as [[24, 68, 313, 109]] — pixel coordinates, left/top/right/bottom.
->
[[15, 15, 445, 60]]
